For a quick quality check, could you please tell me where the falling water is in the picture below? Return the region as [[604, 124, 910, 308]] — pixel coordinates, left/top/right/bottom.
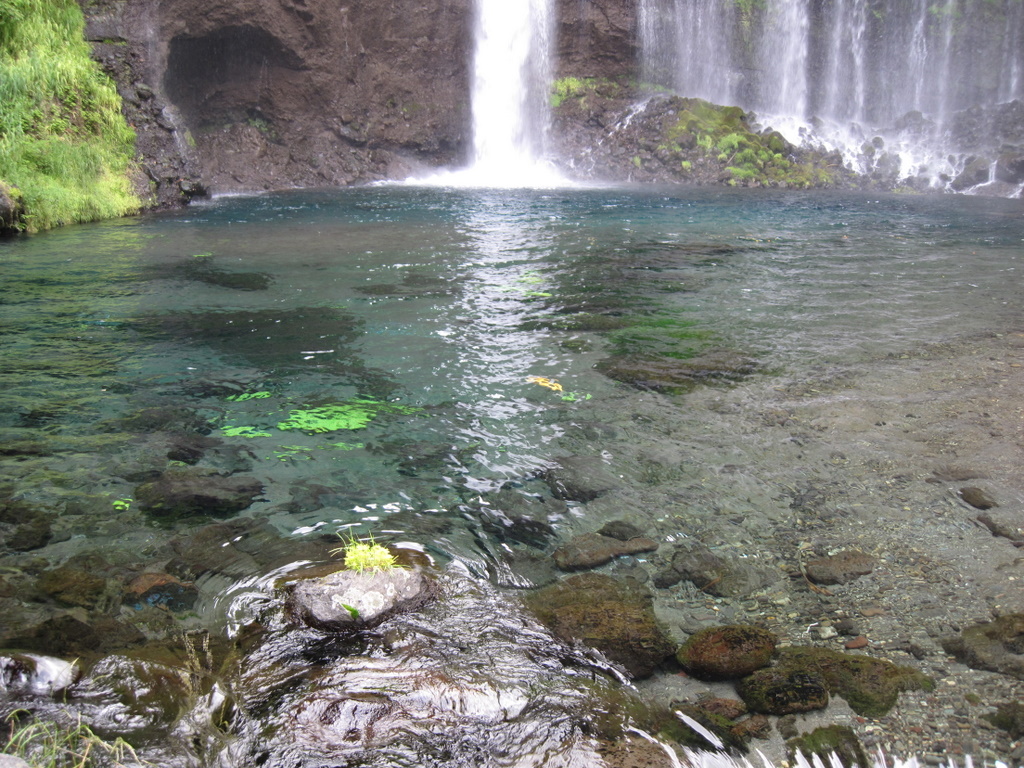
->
[[417, 0, 562, 187], [638, 0, 1024, 190]]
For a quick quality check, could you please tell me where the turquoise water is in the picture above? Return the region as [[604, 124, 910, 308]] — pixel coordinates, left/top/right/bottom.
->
[[1, 186, 1021, 541], [1, 186, 1023, 763]]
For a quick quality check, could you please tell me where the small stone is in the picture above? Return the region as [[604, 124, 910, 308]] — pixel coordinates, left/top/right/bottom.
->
[[123, 572, 198, 612], [845, 636, 870, 650], [553, 532, 658, 571], [289, 566, 434, 631], [597, 520, 644, 541], [959, 486, 998, 510], [804, 550, 875, 585]]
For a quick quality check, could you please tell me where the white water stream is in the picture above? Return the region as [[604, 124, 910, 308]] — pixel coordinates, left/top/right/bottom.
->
[[639, 0, 1024, 190], [412, 0, 565, 188]]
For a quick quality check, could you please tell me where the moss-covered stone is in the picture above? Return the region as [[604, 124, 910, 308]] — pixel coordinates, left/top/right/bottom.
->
[[525, 573, 675, 679], [739, 647, 933, 718], [736, 667, 830, 715], [676, 625, 777, 681], [985, 701, 1024, 738], [787, 725, 869, 768]]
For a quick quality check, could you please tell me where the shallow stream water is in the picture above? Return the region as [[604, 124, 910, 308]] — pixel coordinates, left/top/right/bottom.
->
[[2, 186, 1023, 764]]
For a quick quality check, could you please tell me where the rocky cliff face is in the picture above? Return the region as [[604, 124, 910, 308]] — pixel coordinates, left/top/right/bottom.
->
[[82, 0, 473, 199]]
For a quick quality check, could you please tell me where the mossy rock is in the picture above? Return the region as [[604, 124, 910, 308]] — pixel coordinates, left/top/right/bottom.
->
[[787, 725, 869, 768], [985, 701, 1024, 738], [736, 667, 830, 715], [740, 647, 932, 718], [677, 625, 776, 680], [526, 573, 675, 678]]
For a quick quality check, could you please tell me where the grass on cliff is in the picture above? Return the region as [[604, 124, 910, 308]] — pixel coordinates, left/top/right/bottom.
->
[[0, 0, 140, 232]]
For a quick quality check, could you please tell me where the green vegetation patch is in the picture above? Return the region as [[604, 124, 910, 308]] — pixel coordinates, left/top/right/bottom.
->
[[0, 0, 140, 231], [277, 398, 421, 434], [550, 76, 622, 108], [661, 97, 839, 188], [772, 647, 933, 717]]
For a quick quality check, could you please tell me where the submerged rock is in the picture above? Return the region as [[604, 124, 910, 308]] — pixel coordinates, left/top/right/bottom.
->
[[786, 725, 869, 768], [597, 348, 758, 394], [553, 531, 659, 571], [738, 647, 932, 718], [135, 468, 264, 519], [958, 486, 999, 510], [0, 499, 55, 552], [123, 572, 199, 612], [545, 455, 621, 501], [653, 540, 780, 597], [289, 565, 435, 631], [942, 613, 1024, 680], [676, 625, 776, 681], [526, 573, 675, 678], [803, 549, 875, 585]]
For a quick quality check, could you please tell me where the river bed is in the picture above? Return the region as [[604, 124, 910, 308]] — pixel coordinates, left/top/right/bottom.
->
[[1, 186, 1023, 765]]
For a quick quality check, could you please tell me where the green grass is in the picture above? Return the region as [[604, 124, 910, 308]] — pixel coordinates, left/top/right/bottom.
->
[[3, 709, 144, 767], [0, 0, 140, 231]]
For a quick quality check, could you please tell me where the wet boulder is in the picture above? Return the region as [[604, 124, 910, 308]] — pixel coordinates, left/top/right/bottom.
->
[[951, 156, 992, 191], [0, 653, 79, 695], [553, 531, 659, 571], [526, 573, 675, 678], [135, 468, 264, 519], [289, 565, 435, 631], [676, 625, 776, 680], [995, 150, 1024, 185]]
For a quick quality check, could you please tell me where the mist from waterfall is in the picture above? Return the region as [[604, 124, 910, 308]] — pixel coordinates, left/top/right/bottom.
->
[[639, 0, 1024, 190]]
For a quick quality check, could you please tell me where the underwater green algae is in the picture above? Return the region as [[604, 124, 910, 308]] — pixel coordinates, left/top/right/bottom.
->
[[276, 399, 421, 434]]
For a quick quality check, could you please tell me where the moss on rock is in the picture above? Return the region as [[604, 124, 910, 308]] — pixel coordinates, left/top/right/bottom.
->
[[739, 647, 932, 718]]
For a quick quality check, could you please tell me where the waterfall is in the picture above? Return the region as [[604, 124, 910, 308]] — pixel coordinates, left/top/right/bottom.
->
[[414, 0, 562, 187], [638, 0, 1024, 190]]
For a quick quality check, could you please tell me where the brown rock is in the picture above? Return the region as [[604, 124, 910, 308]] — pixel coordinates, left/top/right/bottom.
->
[[959, 486, 998, 510], [526, 573, 675, 679], [676, 625, 777, 681], [804, 550, 875, 585], [553, 532, 658, 571]]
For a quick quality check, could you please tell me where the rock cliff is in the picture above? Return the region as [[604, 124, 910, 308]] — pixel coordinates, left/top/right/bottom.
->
[[82, 0, 474, 199]]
